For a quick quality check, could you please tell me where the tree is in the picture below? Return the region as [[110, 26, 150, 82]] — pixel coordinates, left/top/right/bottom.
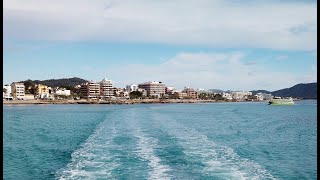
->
[[213, 93, 224, 101], [29, 86, 37, 95], [23, 80, 34, 91], [129, 91, 143, 99]]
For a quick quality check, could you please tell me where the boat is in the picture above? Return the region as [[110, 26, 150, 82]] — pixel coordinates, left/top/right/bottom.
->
[[268, 97, 294, 105]]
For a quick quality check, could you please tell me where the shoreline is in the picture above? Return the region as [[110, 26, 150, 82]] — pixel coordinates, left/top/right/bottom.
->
[[2, 99, 263, 105]]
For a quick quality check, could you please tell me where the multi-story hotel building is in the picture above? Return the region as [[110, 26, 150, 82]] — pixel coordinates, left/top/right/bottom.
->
[[100, 78, 113, 98], [11, 82, 25, 100], [138, 81, 165, 98], [80, 81, 100, 99]]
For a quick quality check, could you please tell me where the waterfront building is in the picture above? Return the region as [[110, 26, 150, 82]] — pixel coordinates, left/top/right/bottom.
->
[[80, 81, 100, 99], [178, 92, 188, 99], [126, 84, 139, 92], [3, 84, 13, 100], [100, 78, 113, 98], [231, 91, 252, 100], [114, 88, 125, 97], [255, 92, 273, 101], [182, 87, 198, 99], [35, 84, 50, 99], [55, 89, 71, 96], [222, 92, 232, 100], [11, 82, 25, 100], [165, 86, 175, 94], [138, 81, 165, 98], [80, 83, 88, 98], [137, 88, 147, 97], [24, 94, 35, 100]]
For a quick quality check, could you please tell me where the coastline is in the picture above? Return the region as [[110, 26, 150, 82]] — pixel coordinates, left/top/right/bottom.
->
[[2, 99, 260, 105]]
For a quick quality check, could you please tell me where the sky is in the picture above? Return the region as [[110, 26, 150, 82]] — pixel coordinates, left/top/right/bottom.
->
[[3, 0, 317, 91]]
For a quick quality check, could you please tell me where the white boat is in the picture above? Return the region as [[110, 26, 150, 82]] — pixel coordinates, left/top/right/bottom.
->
[[268, 97, 294, 105]]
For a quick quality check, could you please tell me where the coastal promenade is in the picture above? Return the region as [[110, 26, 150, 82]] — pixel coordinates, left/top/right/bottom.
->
[[2, 99, 249, 105]]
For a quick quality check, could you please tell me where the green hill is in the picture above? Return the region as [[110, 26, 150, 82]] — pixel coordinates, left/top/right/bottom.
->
[[271, 83, 317, 99], [20, 77, 88, 88]]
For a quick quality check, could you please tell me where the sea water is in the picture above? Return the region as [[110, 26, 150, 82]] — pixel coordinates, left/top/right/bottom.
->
[[3, 100, 317, 179]]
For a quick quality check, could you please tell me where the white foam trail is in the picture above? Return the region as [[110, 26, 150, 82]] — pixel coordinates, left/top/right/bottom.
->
[[134, 128, 172, 180], [154, 115, 278, 180], [56, 118, 120, 180], [124, 108, 173, 180]]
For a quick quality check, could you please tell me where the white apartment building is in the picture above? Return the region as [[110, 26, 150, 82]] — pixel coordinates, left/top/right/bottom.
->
[[3, 84, 13, 100], [231, 91, 252, 100], [255, 92, 273, 101], [11, 82, 25, 100], [55, 89, 71, 96], [100, 78, 114, 98], [165, 86, 175, 94], [137, 88, 147, 97], [222, 92, 232, 100], [126, 84, 139, 92], [138, 81, 165, 98]]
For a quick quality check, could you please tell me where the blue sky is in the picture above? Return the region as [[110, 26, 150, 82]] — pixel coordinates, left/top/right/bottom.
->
[[4, 0, 317, 91]]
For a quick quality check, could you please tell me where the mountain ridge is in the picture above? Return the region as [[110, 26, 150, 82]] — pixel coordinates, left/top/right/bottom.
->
[[251, 83, 317, 99]]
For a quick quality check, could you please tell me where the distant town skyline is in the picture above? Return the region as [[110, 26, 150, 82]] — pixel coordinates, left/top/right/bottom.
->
[[4, 0, 317, 91]]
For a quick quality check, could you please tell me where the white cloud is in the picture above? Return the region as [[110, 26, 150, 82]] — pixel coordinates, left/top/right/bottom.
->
[[106, 52, 312, 91], [4, 0, 317, 50]]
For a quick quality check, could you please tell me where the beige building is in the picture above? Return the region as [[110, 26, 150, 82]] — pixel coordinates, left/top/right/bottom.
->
[[178, 92, 188, 99], [138, 81, 165, 98], [35, 84, 50, 99], [182, 87, 198, 99], [11, 82, 25, 100], [100, 78, 113, 98]]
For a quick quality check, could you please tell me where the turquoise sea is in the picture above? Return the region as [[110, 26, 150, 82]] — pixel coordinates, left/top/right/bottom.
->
[[4, 100, 317, 179]]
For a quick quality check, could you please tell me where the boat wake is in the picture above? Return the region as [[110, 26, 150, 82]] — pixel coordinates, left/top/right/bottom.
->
[[152, 113, 278, 180], [55, 116, 120, 179], [56, 107, 278, 179], [134, 128, 172, 180]]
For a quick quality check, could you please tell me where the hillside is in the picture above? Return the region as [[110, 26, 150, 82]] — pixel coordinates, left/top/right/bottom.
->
[[272, 83, 317, 99], [20, 77, 88, 88]]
